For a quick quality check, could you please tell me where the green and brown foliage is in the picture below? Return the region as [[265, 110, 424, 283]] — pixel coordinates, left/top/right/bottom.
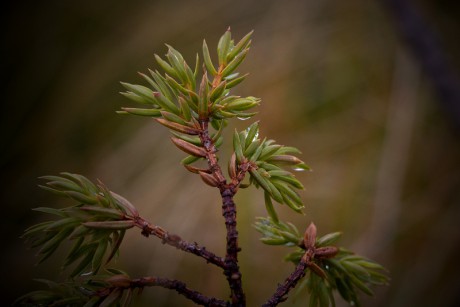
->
[[17, 29, 388, 307]]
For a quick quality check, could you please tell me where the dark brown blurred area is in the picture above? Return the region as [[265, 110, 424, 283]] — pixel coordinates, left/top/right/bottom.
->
[[2, 0, 460, 306]]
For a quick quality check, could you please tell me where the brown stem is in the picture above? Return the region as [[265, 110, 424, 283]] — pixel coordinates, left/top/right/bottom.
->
[[220, 185, 245, 306], [149, 277, 229, 307], [198, 120, 226, 184], [132, 217, 225, 269], [262, 252, 312, 307], [100, 276, 229, 307], [199, 119, 246, 306]]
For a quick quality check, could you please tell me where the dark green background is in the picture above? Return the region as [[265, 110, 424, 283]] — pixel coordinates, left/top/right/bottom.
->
[[2, 0, 460, 306]]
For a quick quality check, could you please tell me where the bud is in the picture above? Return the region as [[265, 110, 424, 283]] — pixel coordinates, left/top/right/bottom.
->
[[315, 246, 339, 258], [106, 274, 132, 288], [304, 222, 317, 249]]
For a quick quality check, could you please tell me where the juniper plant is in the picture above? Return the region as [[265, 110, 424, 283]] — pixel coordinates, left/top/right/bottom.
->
[[17, 28, 389, 307]]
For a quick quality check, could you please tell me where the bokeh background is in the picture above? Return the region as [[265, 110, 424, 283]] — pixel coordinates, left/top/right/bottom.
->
[[2, 0, 460, 306]]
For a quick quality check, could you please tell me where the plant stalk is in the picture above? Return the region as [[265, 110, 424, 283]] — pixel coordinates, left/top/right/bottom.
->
[[199, 119, 246, 306]]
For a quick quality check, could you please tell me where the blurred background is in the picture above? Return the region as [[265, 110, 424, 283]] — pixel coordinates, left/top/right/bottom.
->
[[2, 0, 460, 306]]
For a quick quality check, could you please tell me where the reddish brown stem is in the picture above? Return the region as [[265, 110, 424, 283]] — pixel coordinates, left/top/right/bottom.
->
[[133, 217, 225, 269], [220, 185, 245, 306], [100, 276, 229, 307], [199, 120, 246, 306], [149, 277, 229, 307], [262, 256, 310, 307], [198, 121, 226, 185]]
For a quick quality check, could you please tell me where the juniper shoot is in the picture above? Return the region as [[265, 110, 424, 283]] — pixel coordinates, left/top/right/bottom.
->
[[17, 28, 389, 307]]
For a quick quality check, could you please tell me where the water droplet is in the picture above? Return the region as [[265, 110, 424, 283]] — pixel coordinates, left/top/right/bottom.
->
[[325, 264, 330, 270], [292, 167, 306, 172], [244, 127, 259, 140], [237, 116, 250, 121]]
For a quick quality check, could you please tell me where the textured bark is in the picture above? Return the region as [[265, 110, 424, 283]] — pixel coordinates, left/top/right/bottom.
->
[[262, 261, 308, 307], [199, 120, 246, 306], [133, 217, 225, 268], [103, 276, 229, 307]]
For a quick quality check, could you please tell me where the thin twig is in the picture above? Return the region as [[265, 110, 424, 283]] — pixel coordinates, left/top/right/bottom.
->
[[132, 216, 225, 269], [262, 252, 312, 307], [100, 276, 229, 307]]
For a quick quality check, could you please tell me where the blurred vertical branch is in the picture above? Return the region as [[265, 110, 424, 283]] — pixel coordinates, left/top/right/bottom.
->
[[355, 50, 419, 256], [380, 0, 460, 131]]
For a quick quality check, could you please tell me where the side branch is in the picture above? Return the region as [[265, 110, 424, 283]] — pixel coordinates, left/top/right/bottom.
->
[[262, 259, 309, 307], [263, 223, 337, 306], [101, 276, 229, 307], [132, 216, 225, 268]]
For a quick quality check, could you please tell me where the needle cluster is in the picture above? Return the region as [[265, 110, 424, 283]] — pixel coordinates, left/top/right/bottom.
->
[[17, 29, 388, 307]]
